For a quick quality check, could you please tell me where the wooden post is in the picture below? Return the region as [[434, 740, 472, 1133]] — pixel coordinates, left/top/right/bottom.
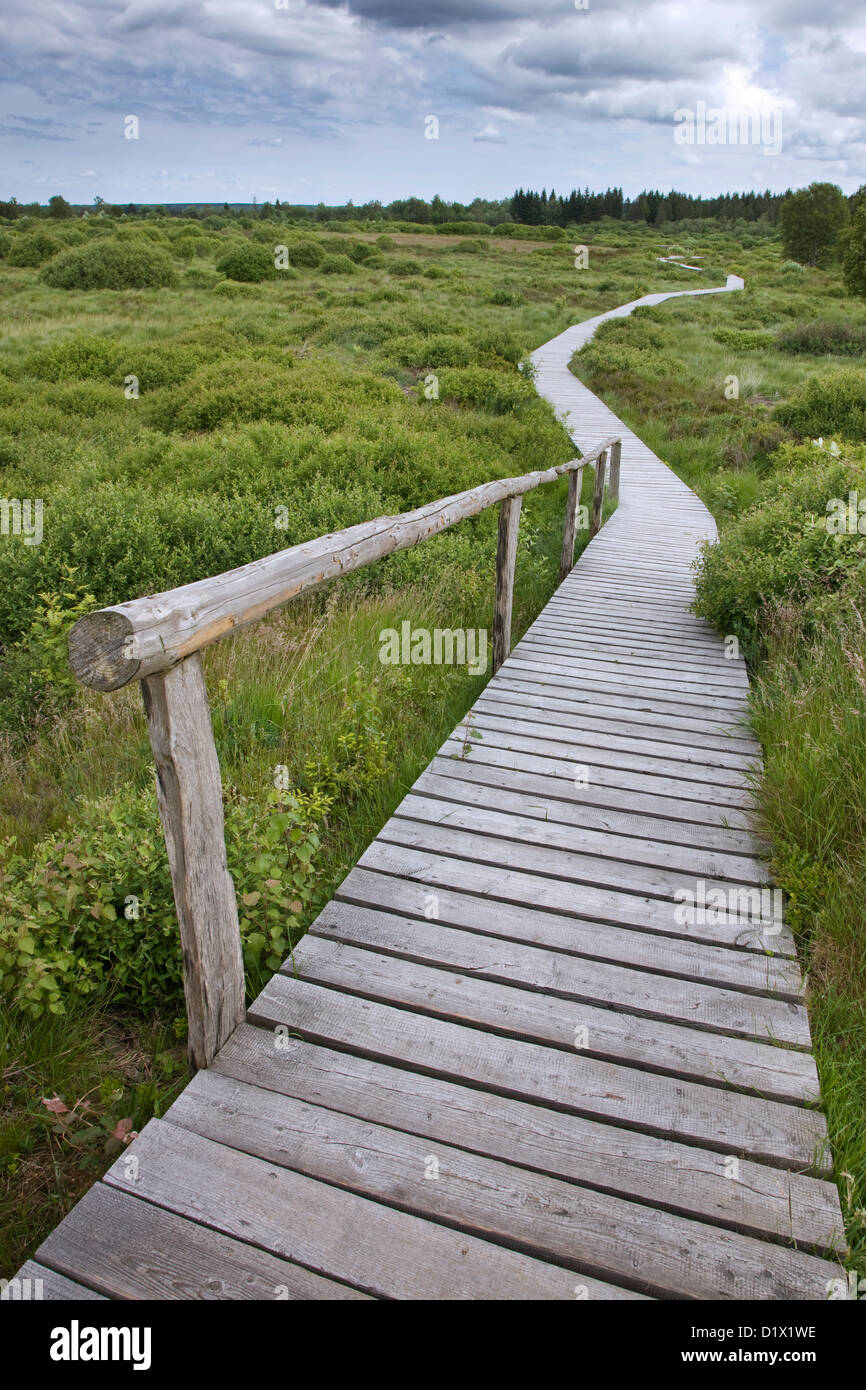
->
[[589, 449, 608, 539], [608, 439, 622, 506], [493, 495, 522, 674], [559, 464, 584, 584], [141, 654, 246, 1073]]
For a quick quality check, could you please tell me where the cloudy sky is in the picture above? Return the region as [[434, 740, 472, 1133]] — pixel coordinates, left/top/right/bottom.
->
[[1, 0, 864, 207]]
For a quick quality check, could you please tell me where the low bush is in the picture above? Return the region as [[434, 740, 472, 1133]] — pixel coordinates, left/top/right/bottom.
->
[[5, 231, 62, 267], [319, 253, 356, 274], [776, 321, 866, 356], [289, 239, 326, 269], [216, 241, 275, 282], [389, 257, 423, 277], [775, 368, 866, 441], [41, 238, 178, 290]]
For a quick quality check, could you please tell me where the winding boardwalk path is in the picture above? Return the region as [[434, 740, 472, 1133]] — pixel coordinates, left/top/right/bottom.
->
[[15, 275, 846, 1302]]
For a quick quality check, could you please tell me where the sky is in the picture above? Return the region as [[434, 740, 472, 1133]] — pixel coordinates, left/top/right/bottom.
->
[[1, 0, 864, 207]]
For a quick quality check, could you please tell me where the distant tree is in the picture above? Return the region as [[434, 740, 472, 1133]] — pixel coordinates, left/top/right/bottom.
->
[[779, 183, 849, 267], [93, 194, 106, 212], [48, 194, 73, 218], [842, 203, 866, 300]]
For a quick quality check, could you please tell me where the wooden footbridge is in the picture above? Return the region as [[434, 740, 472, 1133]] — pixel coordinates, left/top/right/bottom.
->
[[14, 275, 847, 1300]]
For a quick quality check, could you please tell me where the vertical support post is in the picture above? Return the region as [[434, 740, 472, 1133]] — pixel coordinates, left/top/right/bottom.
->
[[589, 448, 608, 539], [607, 439, 622, 506], [559, 464, 585, 584], [493, 494, 522, 674], [141, 653, 246, 1073]]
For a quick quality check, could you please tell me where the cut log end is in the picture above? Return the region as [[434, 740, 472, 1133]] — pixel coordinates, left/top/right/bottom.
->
[[69, 610, 140, 692]]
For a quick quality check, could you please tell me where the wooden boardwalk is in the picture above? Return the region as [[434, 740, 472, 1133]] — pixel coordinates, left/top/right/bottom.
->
[[18, 277, 847, 1301]]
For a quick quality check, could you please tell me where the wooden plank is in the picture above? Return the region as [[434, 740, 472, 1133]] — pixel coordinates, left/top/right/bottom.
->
[[493, 495, 522, 674], [471, 703, 756, 773], [104, 1119, 641, 1300], [249, 974, 830, 1173], [215, 1023, 843, 1255], [442, 729, 754, 810], [292, 930, 814, 1101], [336, 864, 804, 997], [358, 837, 795, 955], [314, 896, 803, 1036], [141, 654, 245, 1071], [475, 680, 760, 753], [168, 1068, 843, 1301], [4, 1261, 106, 1301], [394, 788, 769, 889], [34, 1183, 370, 1300], [377, 810, 789, 943], [424, 757, 765, 855]]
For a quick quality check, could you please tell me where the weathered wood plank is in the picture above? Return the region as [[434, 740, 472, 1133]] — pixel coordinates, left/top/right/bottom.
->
[[215, 1023, 843, 1255], [249, 974, 830, 1172], [4, 1261, 106, 1301], [336, 864, 804, 997], [357, 837, 795, 955], [168, 1069, 843, 1300], [104, 1119, 642, 1300], [311, 901, 809, 1052], [34, 1183, 370, 1300], [291, 930, 814, 1101]]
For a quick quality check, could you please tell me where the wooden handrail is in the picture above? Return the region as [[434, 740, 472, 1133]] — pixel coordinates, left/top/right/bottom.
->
[[69, 436, 619, 692], [68, 434, 620, 1070]]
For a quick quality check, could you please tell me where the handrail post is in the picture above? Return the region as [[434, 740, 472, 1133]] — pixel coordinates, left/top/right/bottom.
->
[[493, 495, 522, 674], [608, 439, 622, 506], [141, 653, 246, 1073], [559, 464, 585, 584], [589, 448, 608, 539]]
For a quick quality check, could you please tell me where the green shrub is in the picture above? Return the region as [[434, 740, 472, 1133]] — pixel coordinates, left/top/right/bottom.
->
[[319, 253, 356, 274], [693, 442, 866, 655], [216, 241, 275, 282], [0, 784, 322, 1016], [489, 289, 527, 306], [389, 256, 423, 277], [434, 221, 491, 236], [423, 264, 448, 280], [347, 241, 375, 263], [712, 328, 776, 351], [385, 333, 475, 368], [375, 234, 395, 251], [289, 239, 326, 268], [451, 239, 485, 255], [438, 366, 536, 415], [776, 321, 866, 356], [6, 231, 62, 267], [781, 260, 807, 274], [41, 238, 178, 290], [775, 368, 866, 441]]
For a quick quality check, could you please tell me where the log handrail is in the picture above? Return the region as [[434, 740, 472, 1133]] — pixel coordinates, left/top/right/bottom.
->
[[69, 436, 620, 692], [68, 434, 620, 1071]]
